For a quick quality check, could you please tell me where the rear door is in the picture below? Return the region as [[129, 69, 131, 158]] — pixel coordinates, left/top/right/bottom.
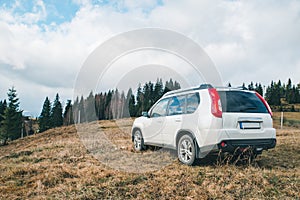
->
[[163, 95, 186, 147], [218, 90, 274, 139], [163, 93, 201, 147]]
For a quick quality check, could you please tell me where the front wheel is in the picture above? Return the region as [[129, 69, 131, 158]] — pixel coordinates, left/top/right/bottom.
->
[[177, 135, 196, 165], [133, 129, 145, 151]]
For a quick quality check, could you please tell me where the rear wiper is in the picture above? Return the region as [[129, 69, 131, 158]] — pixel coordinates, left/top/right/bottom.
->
[[239, 107, 257, 112]]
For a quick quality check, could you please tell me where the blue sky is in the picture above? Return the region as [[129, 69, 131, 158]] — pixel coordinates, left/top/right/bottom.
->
[[0, 0, 300, 116], [1, 0, 79, 25], [0, 0, 163, 25]]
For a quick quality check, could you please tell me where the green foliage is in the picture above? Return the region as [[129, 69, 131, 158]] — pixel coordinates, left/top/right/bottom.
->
[[95, 93, 105, 120], [78, 96, 86, 122], [105, 91, 113, 120], [0, 87, 23, 145], [72, 78, 182, 123], [85, 91, 97, 122], [266, 79, 300, 106], [247, 82, 263, 96], [163, 78, 181, 93], [63, 100, 74, 126], [266, 81, 281, 105], [50, 78, 298, 125], [127, 88, 136, 117], [39, 94, 63, 132], [39, 97, 51, 132], [133, 78, 180, 117], [51, 94, 63, 128], [0, 100, 7, 123], [255, 83, 263, 96]]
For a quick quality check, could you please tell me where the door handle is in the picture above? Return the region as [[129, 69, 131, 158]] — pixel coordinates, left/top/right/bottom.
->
[[175, 118, 181, 122]]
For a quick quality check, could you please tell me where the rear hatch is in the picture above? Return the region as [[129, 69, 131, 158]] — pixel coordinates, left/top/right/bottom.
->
[[218, 90, 274, 137]]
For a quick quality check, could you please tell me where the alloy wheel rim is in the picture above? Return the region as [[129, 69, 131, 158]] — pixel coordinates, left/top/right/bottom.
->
[[134, 132, 141, 150], [179, 139, 193, 162]]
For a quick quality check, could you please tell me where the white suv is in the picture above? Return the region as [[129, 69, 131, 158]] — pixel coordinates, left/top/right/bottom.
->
[[131, 84, 276, 165]]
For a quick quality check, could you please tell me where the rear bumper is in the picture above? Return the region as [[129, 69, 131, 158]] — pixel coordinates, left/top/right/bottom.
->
[[218, 139, 276, 153]]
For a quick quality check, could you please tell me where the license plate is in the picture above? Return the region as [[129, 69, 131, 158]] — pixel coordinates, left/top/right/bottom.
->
[[239, 122, 261, 129]]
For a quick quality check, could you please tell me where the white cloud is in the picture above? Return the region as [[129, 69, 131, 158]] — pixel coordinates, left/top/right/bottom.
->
[[21, 0, 46, 23], [0, 0, 300, 116]]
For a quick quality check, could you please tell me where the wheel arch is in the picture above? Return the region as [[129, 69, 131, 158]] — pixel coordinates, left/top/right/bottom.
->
[[132, 127, 142, 142], [176, 129, 200, 157]]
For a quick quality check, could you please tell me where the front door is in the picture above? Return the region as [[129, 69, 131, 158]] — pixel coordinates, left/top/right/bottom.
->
[[143, 98, 169, 145]]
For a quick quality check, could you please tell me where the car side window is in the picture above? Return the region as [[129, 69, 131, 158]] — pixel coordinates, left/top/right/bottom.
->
[[150, 98, 169, 118], [168, 95, 186, 116], [186, 93, 200, 114]]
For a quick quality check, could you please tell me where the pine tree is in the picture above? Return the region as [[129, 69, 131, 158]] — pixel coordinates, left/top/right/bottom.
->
[[119, 91, 126, 118], [286, 78, 293, 103], [51, 94, 63, 128], [123, 89, 132, 118], [127, 88, 136, 117], [95, 94, 101, 120], [174, 80, 181, 90], [136, 85, 144, 116], [163, 78, 180, 93], [154, 78, 164, 102], [0, 100, 7, 124], [143, 82, 153, 111], [96, 93, 105, 120], [296, 83, 300, 103], [111, 89, 120, 119], [85, 91, 97, 122], [169, 78, 174, 90], [255, 83, 263, 96], [248, 82, 254, 90], [63, 100, 74, 126], [78, 96, 85, 123], [241, 83, 245, 89], [105, 91, 113, 120], [39, 97, 51, 132], [72, 97, 79, 123], [0, 87, 23, 145]]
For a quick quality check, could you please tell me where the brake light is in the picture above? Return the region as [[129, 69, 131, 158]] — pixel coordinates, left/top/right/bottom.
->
[[255, 92, 273, 117], [221, 141, 227, 148], [208, 88, 222, 118]]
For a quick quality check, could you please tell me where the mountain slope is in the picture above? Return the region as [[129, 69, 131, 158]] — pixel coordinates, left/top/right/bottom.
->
[[0, 119, 299, 199]]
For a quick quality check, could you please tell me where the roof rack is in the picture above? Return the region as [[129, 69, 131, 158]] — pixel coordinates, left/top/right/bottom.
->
[[215, 86, 248, 90], [163, 84, 214, 97]]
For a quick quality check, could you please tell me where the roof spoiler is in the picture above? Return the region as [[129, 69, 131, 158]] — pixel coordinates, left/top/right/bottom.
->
[[199, 84, 213, 89]]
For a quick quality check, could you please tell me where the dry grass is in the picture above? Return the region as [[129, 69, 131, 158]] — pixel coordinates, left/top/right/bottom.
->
[[273, 112, 300, 121], [273, 112, 300, 128], [0, 119, 299, 199]]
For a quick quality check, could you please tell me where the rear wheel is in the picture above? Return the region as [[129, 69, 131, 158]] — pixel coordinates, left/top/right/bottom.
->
[[177, 135, 196, 165], [133, 129, 145, 151]]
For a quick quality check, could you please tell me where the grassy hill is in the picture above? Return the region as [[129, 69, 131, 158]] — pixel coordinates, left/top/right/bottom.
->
[[0, 119, 299, 199], [273, 111, 300, 128]]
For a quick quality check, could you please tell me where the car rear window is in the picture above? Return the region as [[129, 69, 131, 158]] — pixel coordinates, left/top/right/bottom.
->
[[218, 91, 268, 113]]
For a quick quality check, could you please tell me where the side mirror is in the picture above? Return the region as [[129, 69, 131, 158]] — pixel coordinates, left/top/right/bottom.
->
[[142, 111, 149, 118]]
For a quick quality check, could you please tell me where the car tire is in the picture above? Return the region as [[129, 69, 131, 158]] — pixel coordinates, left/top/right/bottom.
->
[[177, 134, 196, 165], [133, 129, 145, 151]]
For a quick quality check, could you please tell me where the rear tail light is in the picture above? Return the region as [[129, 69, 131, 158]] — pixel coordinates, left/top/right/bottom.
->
[[255, 92, 273, 117], [221, 141, 227, 148], [208, 88, 222, 118]]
